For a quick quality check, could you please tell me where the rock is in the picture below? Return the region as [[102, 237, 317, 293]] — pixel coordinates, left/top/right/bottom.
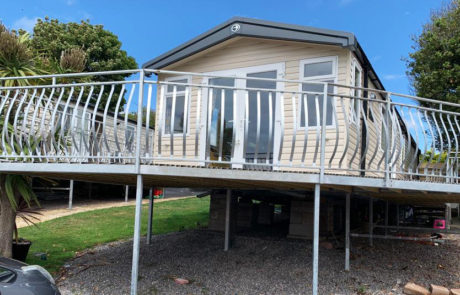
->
[[174, 278, 189, 285], [319, 241, 334, 249], [450, 289, 460, 295], [429, 284, 449, 295], [403, 282, 430, 295]]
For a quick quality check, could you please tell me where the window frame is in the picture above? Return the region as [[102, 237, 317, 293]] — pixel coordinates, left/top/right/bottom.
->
[[350, 58, 363, 123], [298, 56, 338, 129], [162, 75, 191, 137]]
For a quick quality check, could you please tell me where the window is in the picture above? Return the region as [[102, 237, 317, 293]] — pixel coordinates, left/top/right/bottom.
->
[[351, 59, 362, 122], [300, 82, 334, 127], [299, 57, 337, 127], [0, 266, 15, 283], [164, 78, 189, 135]]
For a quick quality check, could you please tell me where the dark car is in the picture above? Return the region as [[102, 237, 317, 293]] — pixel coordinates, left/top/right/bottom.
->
[[0, 257, 60, 295]]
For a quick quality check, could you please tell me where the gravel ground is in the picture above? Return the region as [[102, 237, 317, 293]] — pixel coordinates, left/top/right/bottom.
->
[[57, 230, 460, 295]]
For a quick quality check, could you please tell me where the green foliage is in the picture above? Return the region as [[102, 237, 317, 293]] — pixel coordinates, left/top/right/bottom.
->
[[420, 149, 447, 163], [19, 197, 210, 273], [406, 0, 460, 108], [31, 17, 137, 78], [0, 24, 44, 86], [128, 106, 156, 128]]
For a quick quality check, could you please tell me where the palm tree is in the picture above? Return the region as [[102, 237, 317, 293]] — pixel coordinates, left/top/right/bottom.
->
[[0, 23, 45, 258]]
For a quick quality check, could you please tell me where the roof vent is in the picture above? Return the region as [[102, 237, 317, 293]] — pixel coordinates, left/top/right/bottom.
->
[[230, 23, 240, 33]]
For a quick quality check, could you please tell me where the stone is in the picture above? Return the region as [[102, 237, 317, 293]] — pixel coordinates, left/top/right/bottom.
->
[[319, 241, 334, 249], [450, 289, 460, 295], [429, 284, 449, 295], [403, 282, 430, 295]]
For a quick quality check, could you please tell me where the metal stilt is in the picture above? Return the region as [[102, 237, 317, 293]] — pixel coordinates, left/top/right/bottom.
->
[[345, 193, 350, 271], [125, 185, 129, 202], [68, 180, 74, 210], [130, 175, 143, 295], [312, 184, 321, 295]]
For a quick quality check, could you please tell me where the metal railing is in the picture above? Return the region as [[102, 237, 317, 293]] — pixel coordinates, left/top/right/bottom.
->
[[0, 69, 459, 184]]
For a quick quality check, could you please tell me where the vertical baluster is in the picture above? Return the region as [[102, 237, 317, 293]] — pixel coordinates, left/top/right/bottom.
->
[[301, 94, 309, 165], [112, 84, 126, 157], [58, 87, 77, 158], [416, 109, 428, 172], [313, 94, 321, 166], [144, 84, 152, 157], [289, 93, 298, 165], [447, 115, 457, 181], [206, 88, 213, 162], [90, 86, 105, 160], [101, 85, 115, 159], [278, 93, 285, 164], [231, 89, 237, 160], [453, 116, 460, 183], [14, 89, 35, 156], [377, 104, 388, 171], [439, 112, 451, 178], [244, 91, 249, 164], [49, 88, 66, 156], [30, 89, 46, 159], [170, 85, 177, 157], [218, 89, 225, 162], [349, 97, 361, 169], [22, 89, 38, 157], [329, 95, 340, 168], [339, 96, 350, 168], [156, 84, 164, 157], [432, 112, 443, 176], [367, 100, 381, 170], [266, 91, 273, 165], [69, 87, 85, 157], [182, 85, 189, 158], [359, 100, 369, 170], [424, 110, 436, 175], [3, 91, 21, 155], [195, 87, 202, 158], [408, 108, 420, 175], [254, 91, 261, 165]]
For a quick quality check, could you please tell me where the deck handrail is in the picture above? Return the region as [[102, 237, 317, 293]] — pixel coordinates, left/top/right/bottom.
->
[[0, 69, 458, 185]]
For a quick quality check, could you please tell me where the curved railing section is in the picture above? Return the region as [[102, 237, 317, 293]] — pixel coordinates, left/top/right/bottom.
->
[[0, 69, 459, 184]]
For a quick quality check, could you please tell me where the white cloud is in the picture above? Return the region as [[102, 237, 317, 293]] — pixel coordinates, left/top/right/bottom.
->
[[12, 16, 38, 32], [383, 74, 405, 80]]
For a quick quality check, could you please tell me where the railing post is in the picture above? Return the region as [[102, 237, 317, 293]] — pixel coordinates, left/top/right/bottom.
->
[[135, 69, 145, 172], [384, 92, 391, 185], [319, 83, 328, 183]]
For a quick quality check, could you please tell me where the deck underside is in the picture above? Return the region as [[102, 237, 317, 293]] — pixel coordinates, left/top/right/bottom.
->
[[2, 163, 459, 205]]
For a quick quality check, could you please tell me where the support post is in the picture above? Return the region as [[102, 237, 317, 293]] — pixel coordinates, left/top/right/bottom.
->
[[369, 198, 373, 247], [125, 185, 129, 202], [385, 201, 389, 236], [312, 184, 321, 295], [345, 193, 350, 271], [224, 189, 232, 251], [147, 188, 154, 245], [130, 175, 143, 295], [68, 180, 74, 210], [445, 204, 451, 230]]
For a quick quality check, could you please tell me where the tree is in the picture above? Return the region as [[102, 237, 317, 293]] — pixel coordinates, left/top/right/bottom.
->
[[128, 107, 156, 129], [406, 0, 460, 108], [31, 18, 137, 110], [0, 24, 42, 258], [406, 1, 460, 150]]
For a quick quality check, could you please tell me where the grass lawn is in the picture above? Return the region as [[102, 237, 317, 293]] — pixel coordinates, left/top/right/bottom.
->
[[18, 197, 210, 274]]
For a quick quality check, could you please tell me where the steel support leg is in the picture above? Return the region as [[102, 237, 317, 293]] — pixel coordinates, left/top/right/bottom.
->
[[130, 175, 143, 295], [385, 201, 389, 236], [312, 184, 321, 295], [125, 185, 129, 202], [68, 180, 74, 210], [345, 193, 350, 271], [369, 198, 373, 247], [224, 189, 232, 251], [147, 188, 154, 245]]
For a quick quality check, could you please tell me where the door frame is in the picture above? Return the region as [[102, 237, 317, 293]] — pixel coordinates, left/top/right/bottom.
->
[[200, 62, 285, 168]]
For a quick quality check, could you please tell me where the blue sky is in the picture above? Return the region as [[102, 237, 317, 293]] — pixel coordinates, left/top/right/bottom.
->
[[1, 0, 443, 95]]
